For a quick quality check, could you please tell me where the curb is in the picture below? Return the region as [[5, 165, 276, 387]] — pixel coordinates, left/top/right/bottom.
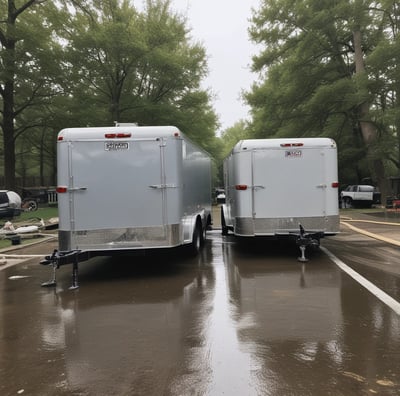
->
[[0, 235, 57, 254], [340, 220, 400, 247]]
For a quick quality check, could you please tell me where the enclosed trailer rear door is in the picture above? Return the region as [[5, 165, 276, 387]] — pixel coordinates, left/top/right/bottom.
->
[[251, 147, 327, 220], [67, 138, 167, 231]]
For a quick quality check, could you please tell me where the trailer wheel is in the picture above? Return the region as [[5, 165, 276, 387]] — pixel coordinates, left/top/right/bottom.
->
[[221, 207, 228, 236], [188, 222, 202, 256], [201, 223, 207, 246]]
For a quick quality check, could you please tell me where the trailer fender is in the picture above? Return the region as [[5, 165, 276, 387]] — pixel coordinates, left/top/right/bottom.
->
[[221, 204, 231, 235], [183, 212, 204, 245]]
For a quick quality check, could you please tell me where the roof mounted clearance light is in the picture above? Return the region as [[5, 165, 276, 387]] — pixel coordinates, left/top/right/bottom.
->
[[105, 133, 131, 139], [57, 136, 64, 141], [56, 186, 68, 193], [280, 143, 303, 147], [235, 184, 248, 190]]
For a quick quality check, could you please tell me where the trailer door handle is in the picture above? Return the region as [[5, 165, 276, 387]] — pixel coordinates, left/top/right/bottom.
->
[[69, 187, 87, 191], [149, 184, 177, 189]]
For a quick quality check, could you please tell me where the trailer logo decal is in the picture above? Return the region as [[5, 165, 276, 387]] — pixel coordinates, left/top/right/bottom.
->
[[105, 142, 129, 151], [285, 150, 302, 158]]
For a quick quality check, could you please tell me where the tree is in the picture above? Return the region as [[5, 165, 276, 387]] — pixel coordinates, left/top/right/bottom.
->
[[366, 0, 400, 175], [220, 120, 250, 159], [0, 0, 62, 189], [58, 0, 219, 154], [1, 0, 220, 189], [246, 0, 399, 198]]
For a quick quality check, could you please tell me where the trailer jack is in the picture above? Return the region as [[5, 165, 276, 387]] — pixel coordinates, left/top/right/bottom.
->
[[40, 249, 87, 290], [40, 250, 59, 287], [296, 225, 321, 262]]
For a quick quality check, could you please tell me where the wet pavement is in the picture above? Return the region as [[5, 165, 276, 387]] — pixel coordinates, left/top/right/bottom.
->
[[1, 210, 400, 395]]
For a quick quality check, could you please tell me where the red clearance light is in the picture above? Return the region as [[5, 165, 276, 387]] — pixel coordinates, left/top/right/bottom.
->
[[174, 132, 180, 137], [56, 186, 68, 193], [331, 182, 339, 188], [105, 133, 131, 139], [235, 184, 248, 190], [280, 142, 303, 147], [57, 136, 64, 141]]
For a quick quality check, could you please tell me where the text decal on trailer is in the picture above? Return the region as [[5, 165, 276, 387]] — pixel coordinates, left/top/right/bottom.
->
[[104, 142, 130, 151], [285, 150, 302, 158]]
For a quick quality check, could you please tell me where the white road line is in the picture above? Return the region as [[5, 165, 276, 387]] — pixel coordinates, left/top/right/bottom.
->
[[321, 246, 400, 316]]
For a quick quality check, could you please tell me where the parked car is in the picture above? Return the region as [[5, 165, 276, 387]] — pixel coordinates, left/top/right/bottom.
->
[[0, 190, 22, 219], [215, 188, 226, 204], [340, 185, 381, 208], [21, 187, 58, 211], [21, 187, 51, 203]]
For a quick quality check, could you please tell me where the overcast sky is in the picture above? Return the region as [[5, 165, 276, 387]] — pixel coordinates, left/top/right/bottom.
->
[[139, 0, 261, 133]]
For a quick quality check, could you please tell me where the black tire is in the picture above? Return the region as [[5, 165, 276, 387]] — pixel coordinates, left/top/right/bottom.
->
[[24, 200, 38, 211], [221, 206, 228, 235], [200, 214, 213, 246], [343, 197, 353, 208], [188, 222, 202, 256], [201, 222, 206, 246]]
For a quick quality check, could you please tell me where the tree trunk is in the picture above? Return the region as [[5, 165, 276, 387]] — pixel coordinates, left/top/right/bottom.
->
[[1, 1, 17, 190], [2, 54, 17, 191], [353, 28, 387, 203], [1, 0, 40, 191], [40, 130, 45, 186]]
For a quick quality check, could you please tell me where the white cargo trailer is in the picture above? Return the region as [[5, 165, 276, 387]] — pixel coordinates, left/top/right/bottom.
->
[[41, 125, 212, 288], [221, 138, 339, 259]]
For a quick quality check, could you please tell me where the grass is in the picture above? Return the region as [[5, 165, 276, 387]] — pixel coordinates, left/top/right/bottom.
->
[[18, 205, 58, 222], [340, 207, 385, 215], [340, 206, 400, 222], [0, 205, 58, 250]]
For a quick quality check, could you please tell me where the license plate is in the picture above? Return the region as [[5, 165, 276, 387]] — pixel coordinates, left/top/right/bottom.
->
[[285, 150, 302, 158], [104, 142, 129, 151]]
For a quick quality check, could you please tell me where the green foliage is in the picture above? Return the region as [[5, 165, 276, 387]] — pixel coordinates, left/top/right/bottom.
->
[[18, 206, 58, 222], [0, 1, 66, 188], [220, 120, 251, 159], [0, 0, 219, 189], [246, 0, 400, 186], [56, 0, 218, 152]]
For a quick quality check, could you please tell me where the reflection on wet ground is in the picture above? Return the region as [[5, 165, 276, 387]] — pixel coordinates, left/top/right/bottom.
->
[[224, 236, 400, 395], [1, 231, 400, 395]]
